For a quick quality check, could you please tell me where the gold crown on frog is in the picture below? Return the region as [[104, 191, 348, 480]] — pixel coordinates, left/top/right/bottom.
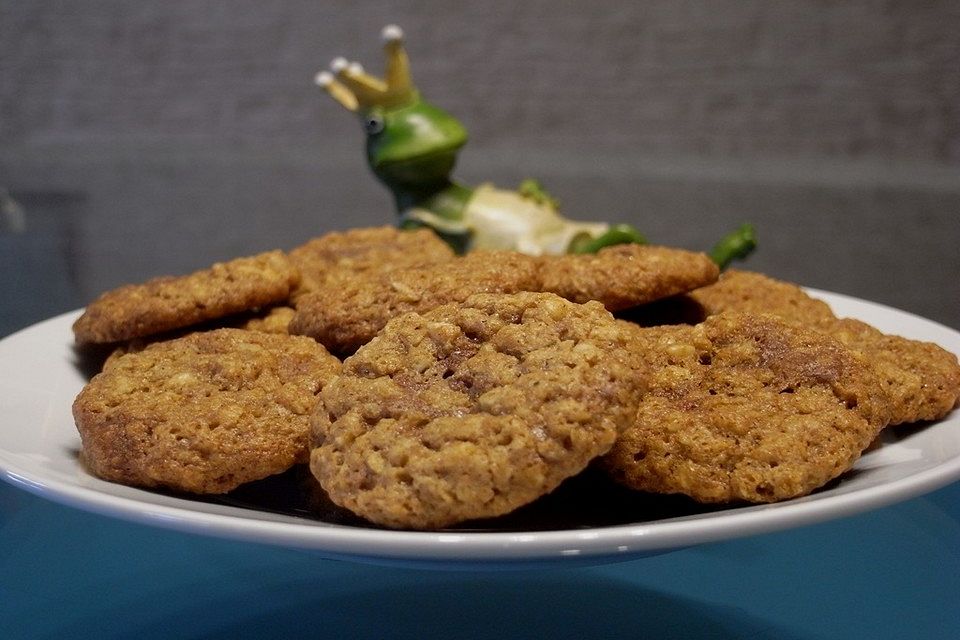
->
[[315, 25, 416, 112]]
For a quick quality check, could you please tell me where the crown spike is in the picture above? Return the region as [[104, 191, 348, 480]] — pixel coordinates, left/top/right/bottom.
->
[[382, 25, 413, 98], [332, 59, 388, 108], [340, 61, 388, 93], [315, 70, 359, 111]]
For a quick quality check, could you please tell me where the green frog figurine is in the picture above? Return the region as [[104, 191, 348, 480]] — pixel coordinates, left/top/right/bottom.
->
[[315, 25, 754, 266]]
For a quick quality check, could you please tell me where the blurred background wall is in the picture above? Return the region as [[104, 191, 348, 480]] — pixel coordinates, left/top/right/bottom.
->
[[1, 0, 958, 334]]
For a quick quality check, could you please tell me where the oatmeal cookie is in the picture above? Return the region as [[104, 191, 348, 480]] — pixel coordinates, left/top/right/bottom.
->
[[826, 318, 960, 425], [539, 244, 720, 311], [687, 270, 960, 425], [73, 328, 341, 494], [309, 292, 642, 529], [603, 312, 891, 503], [99, 306, 295, 372], [72, 251, 300, 344], [688, 269, 836, 323], [288, 226, 455, 300], [289, 250, 541, 354], [238, 305, 296, 334]]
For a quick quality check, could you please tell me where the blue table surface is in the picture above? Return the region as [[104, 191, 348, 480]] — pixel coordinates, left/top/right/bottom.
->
[[2, 477, 958, 639]]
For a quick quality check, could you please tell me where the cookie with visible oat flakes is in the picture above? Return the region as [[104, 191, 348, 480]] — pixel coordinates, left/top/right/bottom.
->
[[73, 328, 341, 494], [289, 250, 541, 355], [604, 312, 891, 504], [288, 226, 455, 300], [72, 250, 300, 345], [683, 270, 960, 426], [539, 244, 720, 311], [237, 305, 296, 335], [687, 269, 836, 324], [309, 291, 642, 529], [99, 306, 296, 374], [825, 318, 960, 425]]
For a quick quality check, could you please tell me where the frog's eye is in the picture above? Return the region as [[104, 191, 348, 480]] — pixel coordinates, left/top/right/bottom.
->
[[364, 114, 385, 135]]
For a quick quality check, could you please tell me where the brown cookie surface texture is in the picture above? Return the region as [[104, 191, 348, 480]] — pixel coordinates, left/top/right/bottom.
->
[[290, 250, 540, 354], [539, 244, 720, 311], [238, 305, 296, 335], [688, 269, 836, 324], [73, 328, 341, 494], [825, 318, 960, 425], [604, 312, 891, 504], [687, 270, 960, 425], [72, 251, 299, 344], [288, 226, 455, 300], [98, 306, 296, 373], [310, 292, 641, 529]]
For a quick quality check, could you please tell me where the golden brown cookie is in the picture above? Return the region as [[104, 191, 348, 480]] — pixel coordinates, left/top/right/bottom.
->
[[73, 328, 341, 494], [309, 292, 642, 529], [102, 338, 151, 371], [99, 306, 295, 373], [688, 269, 836, 324], [288, 226, 455, 300], [289, 250, 541, 354], [238, 305, 296, 334], [72, 251, 300, 344], [539, 244, 720, 311], [603, 312, 891, 504], [826, 318, 960, 425], [686, 270, 960, 426]]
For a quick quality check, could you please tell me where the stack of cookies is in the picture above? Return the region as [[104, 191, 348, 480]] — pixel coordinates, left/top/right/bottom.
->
[[71, 227, 960, 529]]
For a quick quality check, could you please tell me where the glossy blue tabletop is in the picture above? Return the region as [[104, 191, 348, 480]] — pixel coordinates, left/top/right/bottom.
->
[[1, 468, 958, 639]]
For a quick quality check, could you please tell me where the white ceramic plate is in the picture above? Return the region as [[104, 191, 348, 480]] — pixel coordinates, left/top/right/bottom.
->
[[1, 291, 959, 569]]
